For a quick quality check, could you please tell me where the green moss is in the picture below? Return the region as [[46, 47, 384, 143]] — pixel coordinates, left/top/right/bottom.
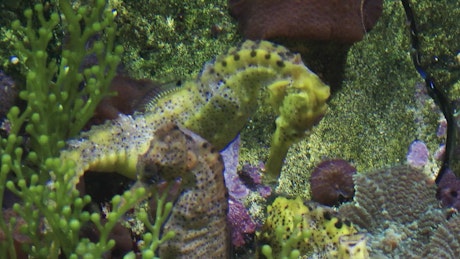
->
[[109, 0, 240, 82], [239, 0, 456, 197], [412, 0, 460, 91]]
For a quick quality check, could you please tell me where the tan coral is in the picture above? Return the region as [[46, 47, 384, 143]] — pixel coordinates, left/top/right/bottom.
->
[[338, 166, 451, 258]]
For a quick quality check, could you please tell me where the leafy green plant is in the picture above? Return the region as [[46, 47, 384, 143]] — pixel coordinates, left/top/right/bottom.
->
[[0, 0, 126, 257], [124, 186, 176, 259]]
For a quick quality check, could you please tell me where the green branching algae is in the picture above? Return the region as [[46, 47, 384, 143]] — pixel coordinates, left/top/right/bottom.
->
[[0, 1, 151, 257], [125, 184, 175, 259]]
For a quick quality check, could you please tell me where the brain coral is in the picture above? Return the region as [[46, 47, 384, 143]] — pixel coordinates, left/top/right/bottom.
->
[[338, 165, 460, 258], [422, 213, 460, 258]]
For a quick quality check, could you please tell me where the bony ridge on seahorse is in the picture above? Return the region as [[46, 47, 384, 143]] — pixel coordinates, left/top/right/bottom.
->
[[61, 40, 330, 185]]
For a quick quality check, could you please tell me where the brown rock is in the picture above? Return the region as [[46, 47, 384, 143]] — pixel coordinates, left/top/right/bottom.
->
[[228, 0, 383, 88], [87, 75, 166, 127], [229, 0, 383, 44]]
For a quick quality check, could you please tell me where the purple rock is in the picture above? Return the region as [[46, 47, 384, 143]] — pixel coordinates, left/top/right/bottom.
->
[[227, 196, 256, 247], [0, 70, 18, 117], [238, 162, 272, 198], [434, 144, 445, 161], [220, 136, 250, 199], [239, 163, 263, 186], [221, 137, 273, 201], [437, 118, 447, 138], [437, 170, 460, 211], [407, 140, 429, 169], [257, 185, 272, 198]]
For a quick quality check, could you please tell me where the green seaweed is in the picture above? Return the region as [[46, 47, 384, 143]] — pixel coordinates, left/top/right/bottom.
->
[[0, 1, 151, 257], [123, 185, 175, 259]]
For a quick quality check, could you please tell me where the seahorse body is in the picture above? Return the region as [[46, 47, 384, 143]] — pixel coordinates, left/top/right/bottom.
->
[[61, 40, 330, 185], [338, 233, 369, 259], [138, 123, 229, 258], [259, 196, 362, 258]]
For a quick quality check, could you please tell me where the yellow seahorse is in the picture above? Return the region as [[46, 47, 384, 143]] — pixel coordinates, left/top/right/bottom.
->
[[258, 196, 367, 258], [61, 40, 330, 184]]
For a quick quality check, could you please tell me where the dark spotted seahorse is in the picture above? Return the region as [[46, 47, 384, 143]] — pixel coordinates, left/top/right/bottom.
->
[[60, 40, 330, 186]]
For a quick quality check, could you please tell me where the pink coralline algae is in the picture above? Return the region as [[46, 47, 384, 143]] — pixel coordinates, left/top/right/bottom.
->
[[220, 136, 264, 248], [406, 140, 429, 169], [221, 136, 249, 199], [436, 170, 460, 211], [221, 136, 272, 199], [436, 118, 447, 138], [310, 159, 356, 206], [228, 196, 256, 248], [238, 162, 272, 198], [434, 144, 445, 161]]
